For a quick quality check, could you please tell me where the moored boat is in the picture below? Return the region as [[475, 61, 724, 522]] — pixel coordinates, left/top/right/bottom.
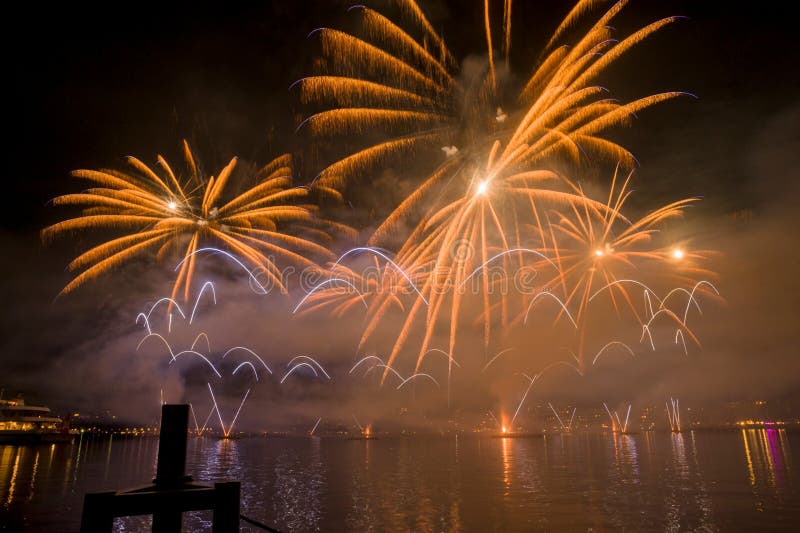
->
[[0, 396, 72, 444]]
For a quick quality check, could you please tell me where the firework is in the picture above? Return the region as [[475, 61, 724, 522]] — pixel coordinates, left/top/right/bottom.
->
[[520, 169, 716, 369], [309, 417, 323, 436], [604, 402, 633, 433], [295, 0, 707, 387], [548, 402, 577, 432], [298, 0, 686, 191], [207, 383, 251, 438], [43, 141, 340, 301], [666, 397, 682, 432]]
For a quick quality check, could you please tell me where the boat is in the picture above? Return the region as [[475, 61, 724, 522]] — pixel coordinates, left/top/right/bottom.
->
[[0, 396, 72, 444]]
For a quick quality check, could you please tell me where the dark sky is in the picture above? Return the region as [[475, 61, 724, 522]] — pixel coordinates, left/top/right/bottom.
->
[[4, 0, 798, 227], [1, 1, 799, 425]]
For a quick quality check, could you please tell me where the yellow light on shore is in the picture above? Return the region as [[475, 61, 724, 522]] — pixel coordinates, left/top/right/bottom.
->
[[672, 248, 685, 260]]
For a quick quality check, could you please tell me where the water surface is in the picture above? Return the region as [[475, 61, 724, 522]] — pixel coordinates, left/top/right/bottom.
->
[[1, 429, 797, 531]]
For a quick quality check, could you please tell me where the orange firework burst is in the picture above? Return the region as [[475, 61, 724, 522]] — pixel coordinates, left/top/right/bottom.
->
[[43, 140, 342, 300], [359, 157, 612, 377], [297, 0, 688, 194], [519, 168, 718, 369], [295, 0, 713, 384]]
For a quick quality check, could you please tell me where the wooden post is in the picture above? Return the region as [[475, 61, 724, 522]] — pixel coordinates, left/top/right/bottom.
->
[[212, 482, 240, 532], [152, 509, 183, 532], [153, 404, 190, 531], [79, 405, 244, 533], [154, 404, 190, 485], [80, 491, 115, 532]]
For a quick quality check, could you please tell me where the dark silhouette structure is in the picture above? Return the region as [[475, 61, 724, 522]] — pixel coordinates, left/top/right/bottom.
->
[[80, 404, 240, 532]]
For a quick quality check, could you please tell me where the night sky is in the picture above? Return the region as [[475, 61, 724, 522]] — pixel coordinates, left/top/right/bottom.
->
[[2, 1, 799, 425]]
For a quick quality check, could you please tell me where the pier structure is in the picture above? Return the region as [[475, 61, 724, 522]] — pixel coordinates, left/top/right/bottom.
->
[[80, 404, 240, 532]]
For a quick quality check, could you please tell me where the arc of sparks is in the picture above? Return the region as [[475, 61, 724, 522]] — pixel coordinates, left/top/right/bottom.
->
[[287, 355, 331, 379], [190, 332, 211, 355], [396, 373, 440, 390], [293, 278, 368, 314], [640, 308, 699, 351], [683, 280, 720, 324], [189, 281, 217, 324], [422, 348, 461, 368], [364, 363, 405, 383], [280, 362, 320, 384], [481, 347, 516, 373], [591, 341, 635, 366], [640, 324, 656, 351], [349, 355, 386, 374], [144, 297, 186, 324], [675, 329, 688, 355], [588, 279, 663, 307], [523, 291, 578, 328], [175, 247, 269, 294], [537, 360, 584, 380], [170, 350, 222, 378], [136, 313, 152, 335], [457, 248, 557, 291], [333, 247, 428, 305], [137, 332, 176, 360], [232, 361, 259, 382], [223, 346, 272, 374]]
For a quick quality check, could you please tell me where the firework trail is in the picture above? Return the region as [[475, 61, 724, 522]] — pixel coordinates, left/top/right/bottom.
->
[[547, 402, 577, 432], [287, 356, 331, 379], [232, 361, 259, 382], [295, 0, 714, 383], [298, 0, 686, 190], [44, 1, 723, 424], [206, 383, 251, 437], [666, 397, 681, 432], [44, 143, 342, 301], [309, 417, 323, 436], [603, 402, 633, 433]]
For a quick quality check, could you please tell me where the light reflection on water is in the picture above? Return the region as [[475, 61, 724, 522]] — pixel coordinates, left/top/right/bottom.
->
[[0, 430, 797, 531]]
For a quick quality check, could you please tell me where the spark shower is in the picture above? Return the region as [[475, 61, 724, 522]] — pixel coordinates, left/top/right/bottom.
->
[[43, 0, 719, 429]]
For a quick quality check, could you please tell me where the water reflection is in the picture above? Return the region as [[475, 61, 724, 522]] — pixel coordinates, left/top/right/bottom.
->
[[671, 432, 689, 480], [0, 431, 797, 531], [27, 449, 40, 502], [741, 428, 792, 493], [272, 438, 325, 532], [3, 447, 21, 507], [660, 432, 714, 530], [500, 434, 511, 496]]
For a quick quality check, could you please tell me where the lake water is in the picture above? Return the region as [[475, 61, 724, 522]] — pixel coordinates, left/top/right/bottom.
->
[[1, 429, 797, 531]]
